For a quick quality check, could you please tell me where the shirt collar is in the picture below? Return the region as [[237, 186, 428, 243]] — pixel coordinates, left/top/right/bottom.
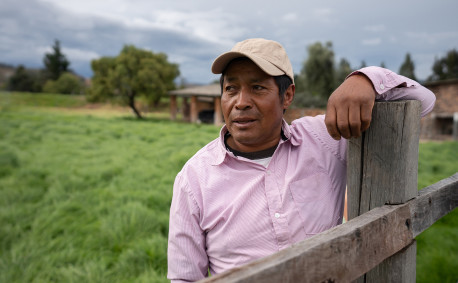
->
[[211, 119, 299, 166], [212, 125, 230, 166]]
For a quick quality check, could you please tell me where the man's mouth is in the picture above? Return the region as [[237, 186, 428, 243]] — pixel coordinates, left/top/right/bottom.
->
[[233, 118, 256, 124]]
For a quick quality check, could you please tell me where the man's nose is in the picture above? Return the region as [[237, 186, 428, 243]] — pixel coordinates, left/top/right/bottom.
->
[[235, 87, 252, 110]]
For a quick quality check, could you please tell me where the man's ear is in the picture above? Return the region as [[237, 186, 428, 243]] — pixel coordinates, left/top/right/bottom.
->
[[283, 84, 295, 110]]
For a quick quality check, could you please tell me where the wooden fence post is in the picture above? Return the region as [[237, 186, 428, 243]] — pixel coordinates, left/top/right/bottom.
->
[[347, 100, 422, 283], [199, 173, 457, 283]]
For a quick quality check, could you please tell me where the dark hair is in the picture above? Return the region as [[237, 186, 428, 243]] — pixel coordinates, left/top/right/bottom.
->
[[219, 64, 293, 101], [274, 75, 293, 102]]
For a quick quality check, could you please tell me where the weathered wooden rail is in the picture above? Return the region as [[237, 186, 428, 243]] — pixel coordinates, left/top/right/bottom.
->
[[199, 101, 458, 283]]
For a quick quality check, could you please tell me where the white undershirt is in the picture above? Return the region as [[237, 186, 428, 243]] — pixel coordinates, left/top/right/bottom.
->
[[251, 156, 272, 167]]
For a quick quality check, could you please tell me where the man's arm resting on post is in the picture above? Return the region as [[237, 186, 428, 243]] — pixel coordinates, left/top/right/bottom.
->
[[325, 66, 436, 140], [168, 172, 209, 282]]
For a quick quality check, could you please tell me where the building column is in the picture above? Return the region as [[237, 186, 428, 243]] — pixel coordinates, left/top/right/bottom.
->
[[170, 95, 177, 121], [453, 112, 458, 141], [190, 95, 198, 123], [214, 97, 223, 125], [182, 97, 190, 121]]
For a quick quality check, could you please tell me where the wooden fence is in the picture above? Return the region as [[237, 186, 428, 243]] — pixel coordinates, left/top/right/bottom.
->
[[199, 101, 458, 283]]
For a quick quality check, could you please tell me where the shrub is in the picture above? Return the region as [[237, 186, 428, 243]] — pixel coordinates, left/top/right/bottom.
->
[[43, 72, 84, 94]]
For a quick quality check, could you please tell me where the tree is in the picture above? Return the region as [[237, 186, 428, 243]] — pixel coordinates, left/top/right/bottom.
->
[[7, 65, 34, 92], [43, 72, 84, 94], [296, 41, 335, 99], [380, 61, 387, 68], [335, 58, 353, 85], [87, 56, 116, 102], [428, 49, 458, 81], [399, 53, 417, 80], [88, 45, 180, 119], [7, 65, 43, 92], [359, 60, 367, 69], [43, 40, 70, 81]]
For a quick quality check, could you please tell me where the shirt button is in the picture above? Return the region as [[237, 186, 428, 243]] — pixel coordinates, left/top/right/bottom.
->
[[379, 83, 385, 90], [274, 213, 280, 218]]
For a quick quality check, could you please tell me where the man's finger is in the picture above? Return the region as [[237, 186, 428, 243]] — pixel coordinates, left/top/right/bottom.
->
[[336, 106, 351, 139], [325, 105, 341, 140], [348, 104, 362, 138], [360, 102, 374, 132]]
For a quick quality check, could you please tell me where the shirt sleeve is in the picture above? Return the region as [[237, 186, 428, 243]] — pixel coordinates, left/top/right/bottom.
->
[[167, 171, 209, 282], [348, 66, 436, 117]]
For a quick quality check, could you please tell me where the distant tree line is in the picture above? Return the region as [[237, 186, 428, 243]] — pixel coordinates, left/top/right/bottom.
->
[[3, 39, 457, 114], [3, 40, 180, 119], [428, 49, 458, 81], [5, 40, 85, 94], [292, 43, 458, 108]]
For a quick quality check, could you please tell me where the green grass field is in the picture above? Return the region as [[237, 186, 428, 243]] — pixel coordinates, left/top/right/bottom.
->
[[0, 92, 456, 282], [416, 142, 458, 283]]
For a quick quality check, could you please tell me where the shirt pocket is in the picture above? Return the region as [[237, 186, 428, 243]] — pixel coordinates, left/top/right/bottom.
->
[[289, 172, 340, 233]]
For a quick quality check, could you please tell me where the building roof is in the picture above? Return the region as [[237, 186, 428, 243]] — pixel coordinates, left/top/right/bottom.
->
[[424, 79, 458, 115], [169, 84, 220, 97], [423, 78, 458, 87]]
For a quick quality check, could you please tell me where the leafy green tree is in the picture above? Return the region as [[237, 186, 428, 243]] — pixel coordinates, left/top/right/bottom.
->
[[87, 56, 116, 102], [399, 53, 417, 80], [88, 45, 180, 118], [296, 41, 335, 99], [43, 40, 70, 81], [43, 72, 84, 94], [335, 58, 353, 85], [428, 49, 458, 81], [380, 61, 387, 68], [7, 65, 43, 92], [359, 60, 367, 69], [7, 65, 34, 92]]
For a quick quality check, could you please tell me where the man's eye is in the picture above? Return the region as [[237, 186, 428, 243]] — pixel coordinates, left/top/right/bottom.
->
[[225, 85, 235, 91], [253, 85, 264, 90]]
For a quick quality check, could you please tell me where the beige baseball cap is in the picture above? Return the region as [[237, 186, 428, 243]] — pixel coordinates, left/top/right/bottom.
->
[[211, 38, 294, 83]]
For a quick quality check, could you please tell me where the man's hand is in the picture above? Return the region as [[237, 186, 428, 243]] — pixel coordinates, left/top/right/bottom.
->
[[325, 74, 377, 140]]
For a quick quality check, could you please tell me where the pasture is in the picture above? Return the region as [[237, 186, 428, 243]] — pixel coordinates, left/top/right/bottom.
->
[[0, 92, 456, 282]]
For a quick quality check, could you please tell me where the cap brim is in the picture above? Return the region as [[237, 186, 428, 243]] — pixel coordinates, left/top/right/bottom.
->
[[211, 51, 285, 77]]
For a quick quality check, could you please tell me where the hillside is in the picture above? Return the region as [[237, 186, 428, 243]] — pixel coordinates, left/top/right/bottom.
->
[[0, 63, 15, 85]]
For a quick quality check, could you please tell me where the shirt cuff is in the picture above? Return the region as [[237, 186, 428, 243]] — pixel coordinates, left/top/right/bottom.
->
[[347, 66, 415, 97]]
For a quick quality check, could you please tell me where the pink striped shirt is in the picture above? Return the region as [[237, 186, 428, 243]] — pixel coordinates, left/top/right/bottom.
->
[[167, 67, 435, 282]]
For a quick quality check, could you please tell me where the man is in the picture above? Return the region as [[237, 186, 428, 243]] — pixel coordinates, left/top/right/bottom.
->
[[167, 38, 435, 282]]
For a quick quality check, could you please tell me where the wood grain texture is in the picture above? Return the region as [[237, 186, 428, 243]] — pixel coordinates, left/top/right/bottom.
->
[[347, 101, 421, 282], [200, 205, 413, 283], [365, 241, 417, 283], [347, 100, 422, 220], [410, 172, 458, 237], [198, 175, 457, 282], [347, 136, 363, 221], [196, 102, 456, 283]]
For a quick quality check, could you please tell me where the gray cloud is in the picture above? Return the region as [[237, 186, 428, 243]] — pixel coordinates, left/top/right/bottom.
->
[[1, 0, 457, 83]]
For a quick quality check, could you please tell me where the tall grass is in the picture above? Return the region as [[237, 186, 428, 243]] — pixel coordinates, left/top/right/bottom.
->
[[0, 92, 87, 109], [0, 96, 220, 282], [416, 141, 458, 283], [0, 92, 456, 282]]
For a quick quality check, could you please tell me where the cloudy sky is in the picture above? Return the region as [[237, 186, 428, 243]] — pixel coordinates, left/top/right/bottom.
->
[[1, 0, 457, 84]]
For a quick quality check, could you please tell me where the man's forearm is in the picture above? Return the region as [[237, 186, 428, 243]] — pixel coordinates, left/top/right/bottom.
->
[[351, 66, 436, 117]]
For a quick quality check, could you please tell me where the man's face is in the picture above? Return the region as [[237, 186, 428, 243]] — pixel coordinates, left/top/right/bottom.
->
[[221, 59, 293, 152]]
